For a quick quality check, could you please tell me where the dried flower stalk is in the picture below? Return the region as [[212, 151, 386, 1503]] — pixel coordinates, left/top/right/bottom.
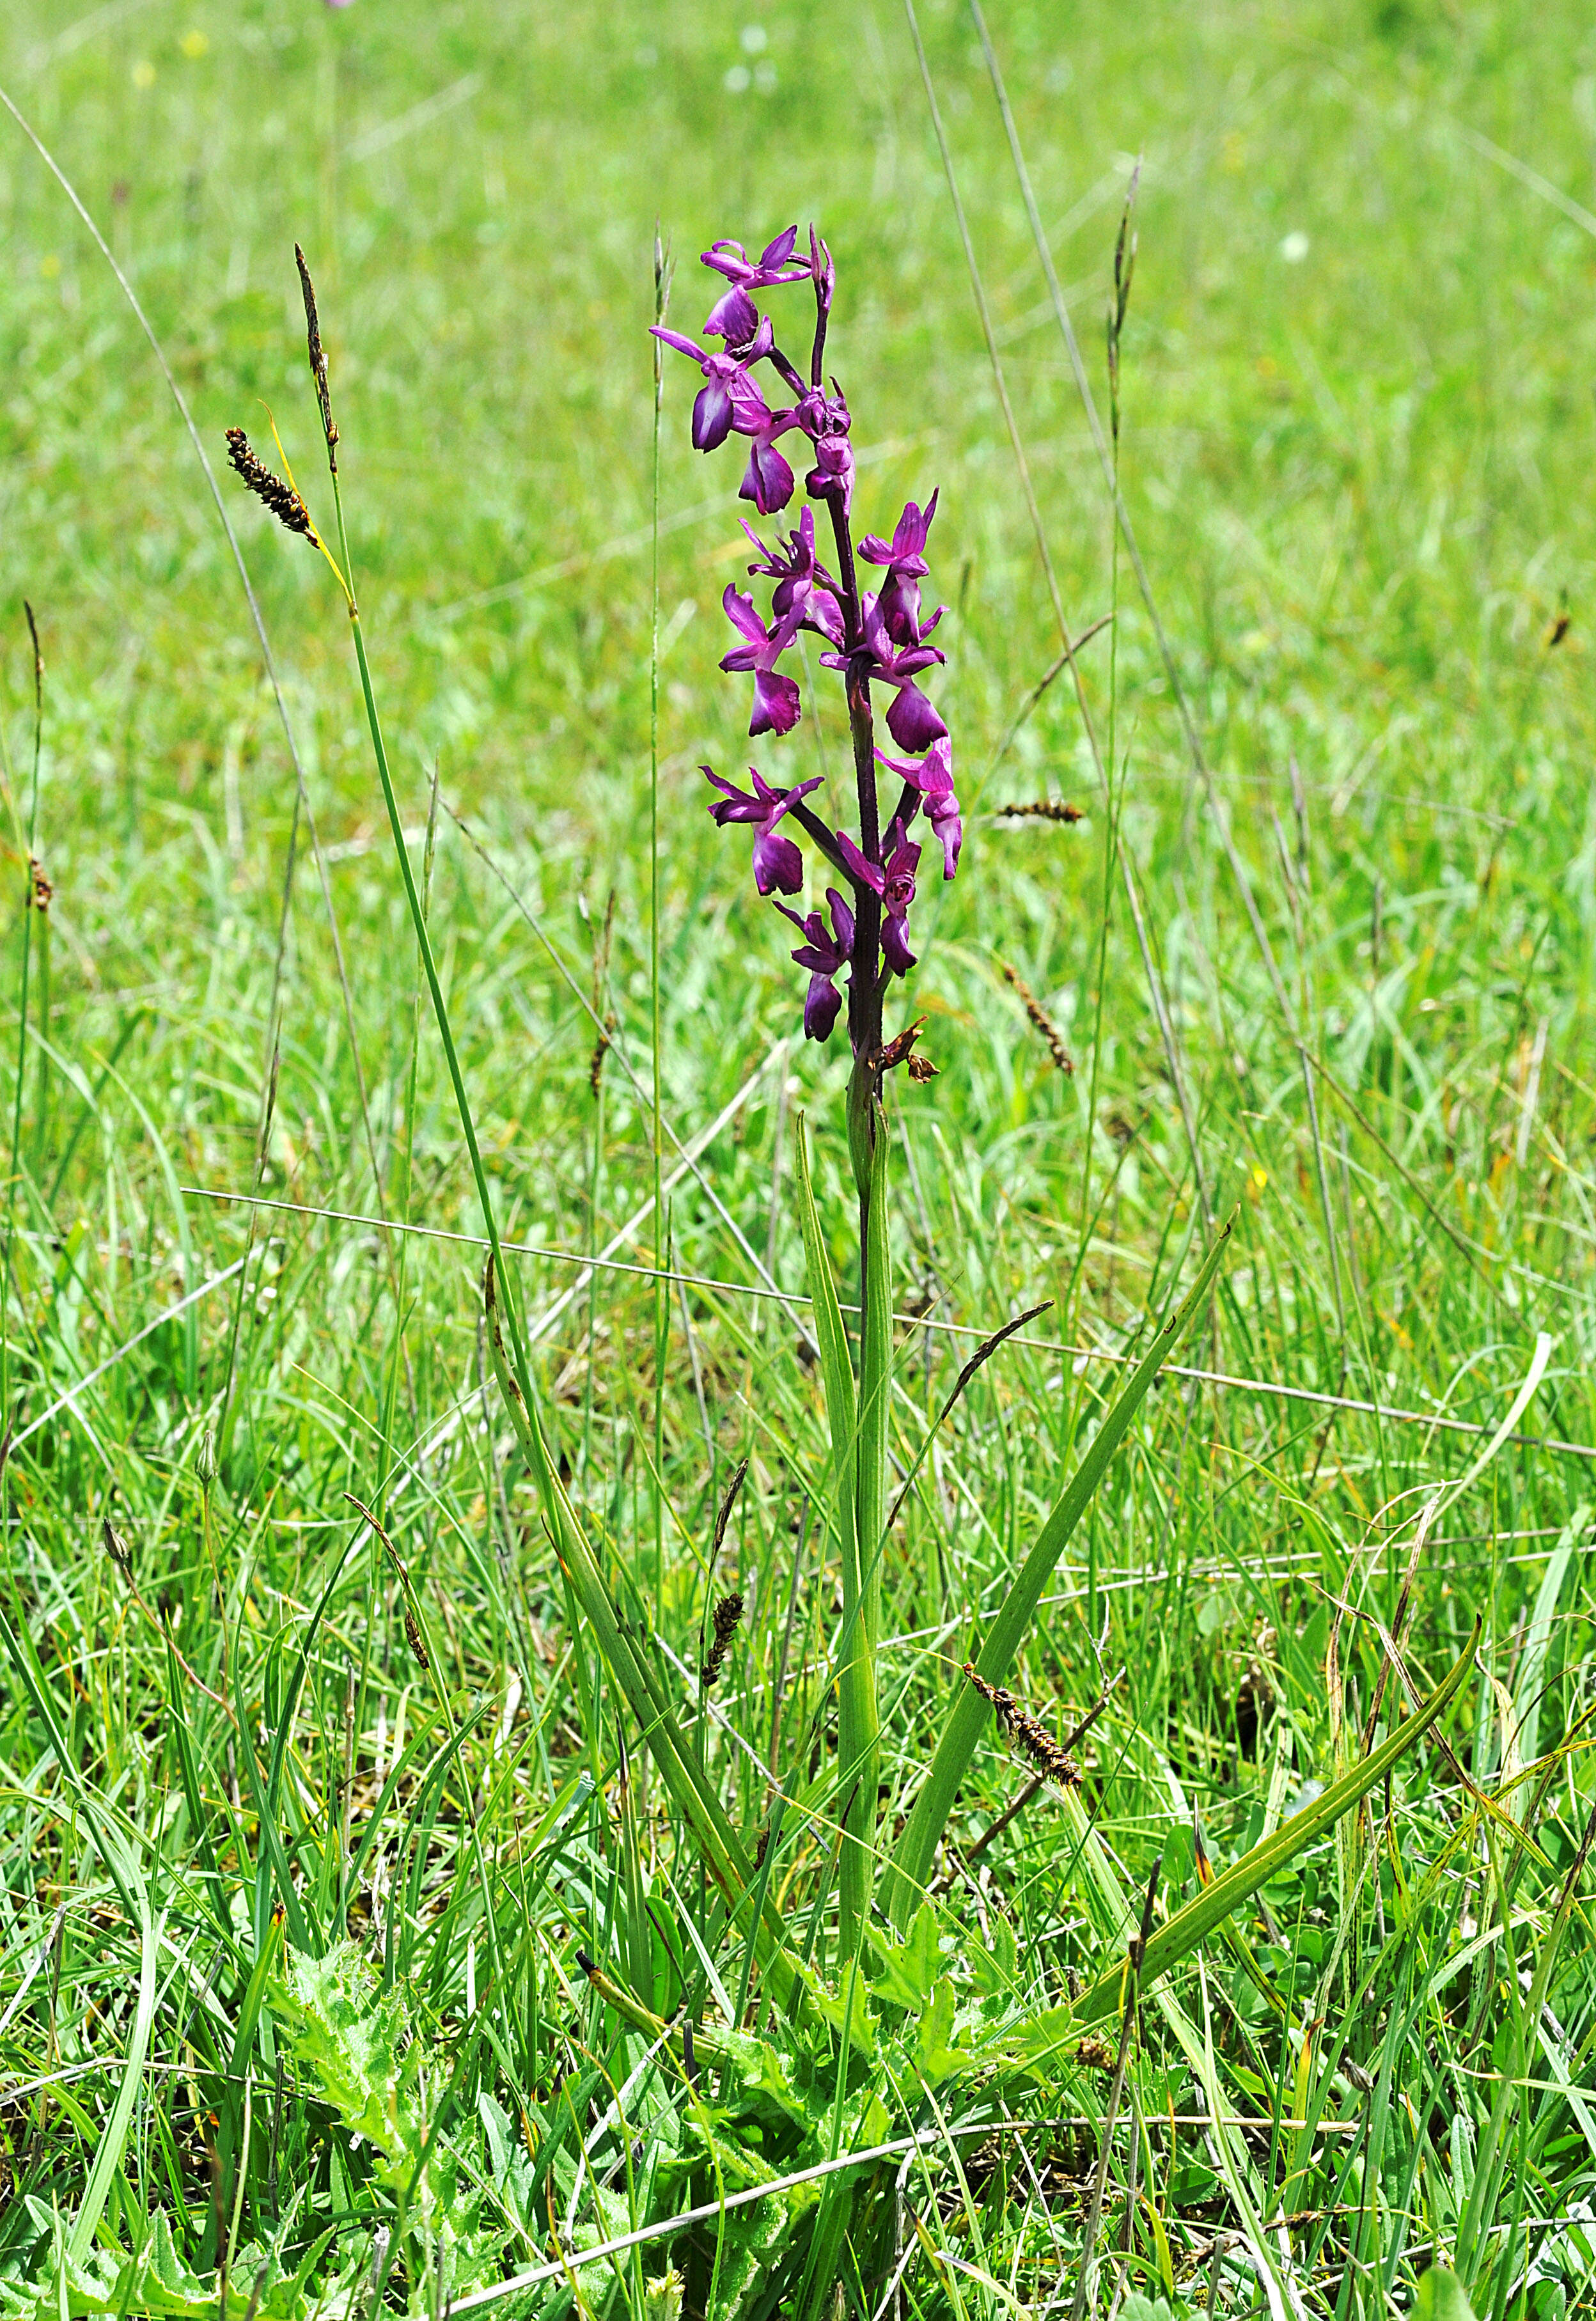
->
[[963, 1662, 1080, 1788], [1001, 964, 1072, 1075], [701, 1592, 744, 1688], [224, 429, 320, 545]]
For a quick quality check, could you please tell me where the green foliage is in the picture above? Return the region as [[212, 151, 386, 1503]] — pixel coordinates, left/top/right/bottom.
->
[[269, 1942, 498, 2299], [1416, 2270, 1480, 2321], [2, 2, 1596, 2318]]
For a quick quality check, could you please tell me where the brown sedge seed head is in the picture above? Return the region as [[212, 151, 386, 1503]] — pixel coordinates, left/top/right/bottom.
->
[[224, 428, 320, 545], [962, 1661, 1080, 1788], [295, 244, 338, 469], [701, 1591, 744, 1687]]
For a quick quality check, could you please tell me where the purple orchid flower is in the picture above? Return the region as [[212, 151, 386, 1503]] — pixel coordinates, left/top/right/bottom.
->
[[703, 765, 822, 896], [652, 315, 774, 452], [701, 227, 813, 344], [797, 385, 855, 515], [736, 407, 800, 515], [742, 505, 845, 645], [859, 492, 943, 644], [877, 737, 962, 879], [719, 586, 803, 735], [824, 594, 948, 754], [837, 818, 921, 976], [776, 887, 855, 1040]]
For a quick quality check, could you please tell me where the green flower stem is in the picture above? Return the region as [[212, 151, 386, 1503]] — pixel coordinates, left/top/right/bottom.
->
[[796, 1117, 882, 1959]]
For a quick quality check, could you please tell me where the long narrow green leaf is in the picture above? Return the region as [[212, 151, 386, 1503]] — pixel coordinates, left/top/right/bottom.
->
[[0, 1596, 144, 1925], [1072, 1618, 1480, 2024], [68, 1905, 159, 2260], [885, 1215, 1233, 1924]]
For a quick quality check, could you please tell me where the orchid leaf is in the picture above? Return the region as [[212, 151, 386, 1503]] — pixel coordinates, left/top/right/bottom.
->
[[886, 1215, 1233, 1926]]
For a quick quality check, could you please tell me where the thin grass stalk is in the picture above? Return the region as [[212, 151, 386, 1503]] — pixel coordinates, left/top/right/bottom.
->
[[1067, 173, 1136, 1356], [966, 17, 1388, 1330], [0, 606, 43, 1430], [905, 0, 1210, 1228], [31, 886, 48, 1171], [325, 471, 542, 1444], [962, 1, 1207, 787], [379, 764, 439, 1519], [651, 229, 671, 1622]]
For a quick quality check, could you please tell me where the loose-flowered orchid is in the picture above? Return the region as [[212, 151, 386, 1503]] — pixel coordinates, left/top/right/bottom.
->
[[877, 737, 962, 880], [701, 227, 814, 343], [776, 888, 855, 1041], [719, 586, 804, 735], [662, 222, 956, 1058], [703, 765, 822, 896]]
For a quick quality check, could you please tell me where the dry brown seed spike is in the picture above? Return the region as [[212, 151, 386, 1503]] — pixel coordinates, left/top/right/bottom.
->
[[701, 1592, 744, 1689], [1001, 964, 1073, 1075], [295, 243, 338, 470], [224, 429, 321, 545], [998, 799, 1084, 823], [963, 1662, 1080, 1788]]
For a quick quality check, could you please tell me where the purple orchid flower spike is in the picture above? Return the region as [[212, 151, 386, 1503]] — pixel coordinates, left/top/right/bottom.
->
[[859, 491, 943, 643], [742, 506, 845, 645], [651, 316, 774, 451], [655, 224, 958, 1067], [701, 227, 813, 343], [877, 737, 962, 879], [776, 887, 855, 1040], [719, 586, 803, 734], [703, 765, 822, 896], [837, 819, 921, 977]]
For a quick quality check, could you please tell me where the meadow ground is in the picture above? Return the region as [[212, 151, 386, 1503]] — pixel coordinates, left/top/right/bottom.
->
[[1, 0, 1596, 2314]]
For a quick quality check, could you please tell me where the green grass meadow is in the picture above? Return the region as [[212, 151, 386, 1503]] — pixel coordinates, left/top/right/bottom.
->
[[3, 0, 1596, 2313]]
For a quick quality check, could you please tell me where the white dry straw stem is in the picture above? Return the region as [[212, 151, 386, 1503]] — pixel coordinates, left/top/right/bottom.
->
[[177, 1185, 1593, 1467]]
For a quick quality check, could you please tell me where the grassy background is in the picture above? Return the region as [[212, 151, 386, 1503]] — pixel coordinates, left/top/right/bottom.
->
[[3, 0, 1596, 2312]]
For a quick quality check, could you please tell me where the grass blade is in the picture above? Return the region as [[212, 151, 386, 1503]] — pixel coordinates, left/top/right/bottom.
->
[[66, 1905, 159, 2261], [1072, 1618, 1482, 2023]]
